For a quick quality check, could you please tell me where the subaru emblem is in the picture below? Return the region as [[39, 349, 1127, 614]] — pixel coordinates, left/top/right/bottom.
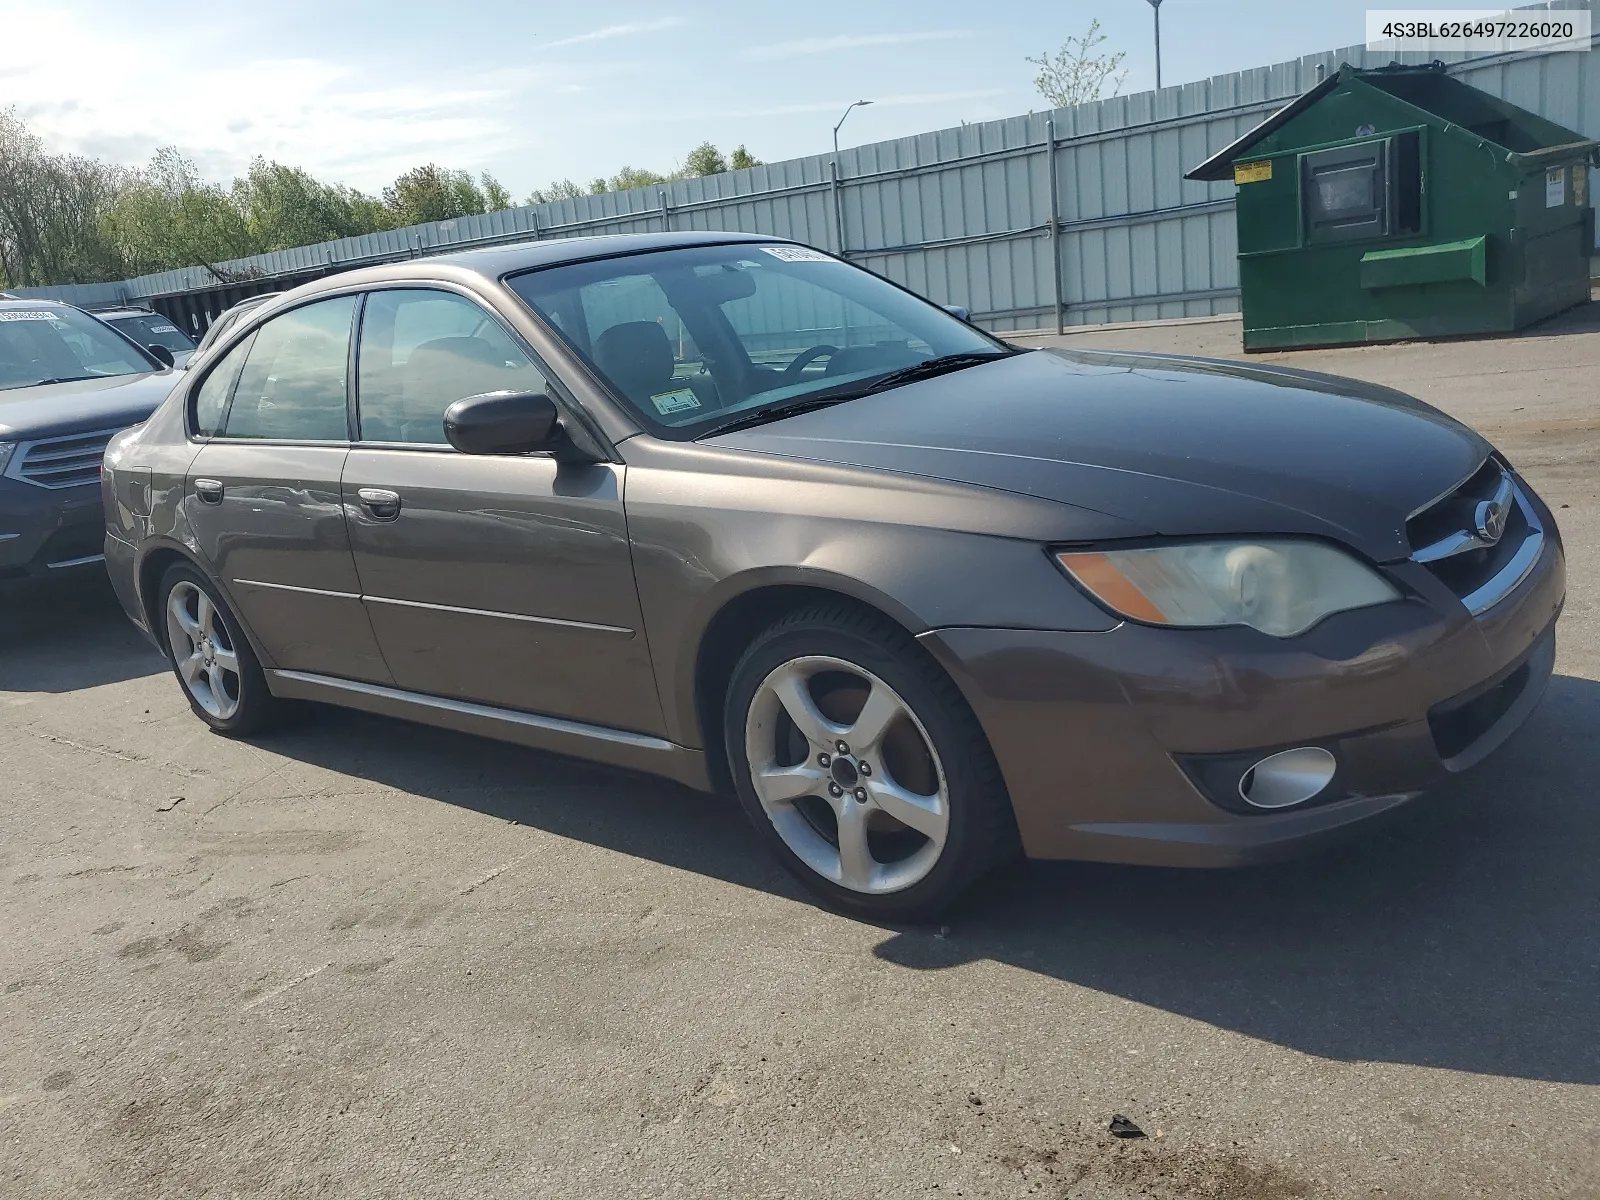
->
[[1474, 495, 1509, 545]]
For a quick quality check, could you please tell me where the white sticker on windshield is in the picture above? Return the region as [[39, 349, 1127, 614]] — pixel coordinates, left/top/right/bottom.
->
[[759, 245, 833, 263], [150, 324, 180, 334], [0, 310, 64, 322], [650, 388, 702, 415]]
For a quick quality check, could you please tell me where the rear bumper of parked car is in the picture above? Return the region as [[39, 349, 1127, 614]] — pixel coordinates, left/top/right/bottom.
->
[[918, 523, 1566, 867], [0, 477, 111, 581]]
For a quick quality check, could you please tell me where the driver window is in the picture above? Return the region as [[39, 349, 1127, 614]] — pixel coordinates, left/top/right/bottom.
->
[[356, 289, 547, 444]]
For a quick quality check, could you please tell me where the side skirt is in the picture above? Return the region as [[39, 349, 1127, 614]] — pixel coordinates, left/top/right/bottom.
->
[[265, 670, 711, 791]]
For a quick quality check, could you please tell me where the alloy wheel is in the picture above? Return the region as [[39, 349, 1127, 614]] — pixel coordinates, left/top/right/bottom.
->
[[744, 655, 950, 895], [165, 581, 242, 720]]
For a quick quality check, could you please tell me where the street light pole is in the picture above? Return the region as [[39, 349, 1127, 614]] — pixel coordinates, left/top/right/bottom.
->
[[1148, 0, 1164, 91], [833, 100, 873, 156]]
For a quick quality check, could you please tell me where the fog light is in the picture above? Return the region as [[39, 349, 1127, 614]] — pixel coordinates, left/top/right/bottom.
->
[[1238, 747, 1336, 809]]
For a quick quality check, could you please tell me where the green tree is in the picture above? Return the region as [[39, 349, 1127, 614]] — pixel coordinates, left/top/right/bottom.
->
[[683, 142, 728, 177], [1027, 19, 1128, 109], [730, 145, 762, 170], [591, 166, 672, 194], [107, 147, 254, 276], [382, 164, 489, 226], [527, 179, 584, 204], [481, 173, 513, 211], [233, 158, 392, 252], [0, 108, 129, 287]]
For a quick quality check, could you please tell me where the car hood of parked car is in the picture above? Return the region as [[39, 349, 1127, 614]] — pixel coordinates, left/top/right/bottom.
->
[[0, 371, 178, 441], [707, 347, 1491, 564]]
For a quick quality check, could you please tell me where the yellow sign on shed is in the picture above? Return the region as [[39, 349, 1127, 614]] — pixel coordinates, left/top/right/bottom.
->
[[1233, 161, 1273, 184]]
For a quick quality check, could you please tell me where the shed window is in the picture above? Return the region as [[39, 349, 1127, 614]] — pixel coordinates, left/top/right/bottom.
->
[[1302, 143, 1388, 243], [1300, 134, 1424, 245]]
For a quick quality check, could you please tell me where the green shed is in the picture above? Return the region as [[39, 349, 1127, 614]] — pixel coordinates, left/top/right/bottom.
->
[[1186, 63, 1598, 351]]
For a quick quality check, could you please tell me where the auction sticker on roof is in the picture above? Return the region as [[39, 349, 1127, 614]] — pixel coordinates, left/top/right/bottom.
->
[[0, 310, 63, 321], [650, 388, 702, 415], [1234, 161, 1273, 185], [760, 246, 833, 263]]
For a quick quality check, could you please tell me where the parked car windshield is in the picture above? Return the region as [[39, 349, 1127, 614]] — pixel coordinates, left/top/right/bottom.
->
[[0, 306, 156, 390], [506, 244, 1006, 435], [107, 312, 197, 353]]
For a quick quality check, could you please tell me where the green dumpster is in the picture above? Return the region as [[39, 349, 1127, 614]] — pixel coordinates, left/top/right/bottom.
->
[[1186, 63, 1598, 351]]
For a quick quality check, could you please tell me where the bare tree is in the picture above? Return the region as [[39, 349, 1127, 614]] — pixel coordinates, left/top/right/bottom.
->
[[1027, 19, 1128, 109]]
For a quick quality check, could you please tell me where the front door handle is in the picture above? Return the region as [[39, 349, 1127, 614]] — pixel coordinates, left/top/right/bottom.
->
[[357, 487, 402, 520], [193, 478, 224, 505]]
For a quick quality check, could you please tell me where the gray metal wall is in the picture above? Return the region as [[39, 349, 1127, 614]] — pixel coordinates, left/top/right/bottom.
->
[[20, 1, 1598, 334]]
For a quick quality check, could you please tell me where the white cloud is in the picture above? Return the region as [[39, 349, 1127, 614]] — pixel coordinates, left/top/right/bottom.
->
[[743, 31, 971, 62], [0, 9, 583, 192], [619, 90, 1008, 122], [542, 18, 685, 49]]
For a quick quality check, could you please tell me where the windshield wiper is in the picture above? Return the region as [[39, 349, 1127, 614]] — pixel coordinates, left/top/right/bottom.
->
[[698, 351, 1019, 437], [856, 350, 1016, 396], [29, 375, 99, 387], [699, 395, 856, 437]]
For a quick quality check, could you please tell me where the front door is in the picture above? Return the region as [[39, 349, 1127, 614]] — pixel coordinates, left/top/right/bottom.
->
[[341, 287, 662, 734], [183, 294, 390, 683]]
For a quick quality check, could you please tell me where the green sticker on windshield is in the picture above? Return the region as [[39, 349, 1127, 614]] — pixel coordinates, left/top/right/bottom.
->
[[650, 388, 701, 415]]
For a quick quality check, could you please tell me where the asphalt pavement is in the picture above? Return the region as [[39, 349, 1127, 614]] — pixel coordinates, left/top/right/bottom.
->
[[2, 308, 1598, 1199]]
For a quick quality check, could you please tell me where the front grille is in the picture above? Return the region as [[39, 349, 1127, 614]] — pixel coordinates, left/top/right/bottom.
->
[[1407, 458, 1533, 603], [13, 428, 120, 489]]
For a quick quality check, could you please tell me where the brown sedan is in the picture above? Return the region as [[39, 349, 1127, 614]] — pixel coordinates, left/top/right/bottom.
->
[[102, 232, 1565, 919]]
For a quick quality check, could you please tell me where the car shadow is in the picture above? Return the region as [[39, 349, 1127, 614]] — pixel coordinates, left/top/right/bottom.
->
[[0, 573, 165, 692], [253, 671, 1599, 1087]]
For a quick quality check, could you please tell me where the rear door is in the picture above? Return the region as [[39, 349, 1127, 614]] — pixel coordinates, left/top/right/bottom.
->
[[183, 294, 391, 683], [340, 286, 662, 734]]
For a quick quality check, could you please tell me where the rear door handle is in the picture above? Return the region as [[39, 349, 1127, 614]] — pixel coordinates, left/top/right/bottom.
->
[[357, 487, 402, 520], [193, 478, 224, 505]]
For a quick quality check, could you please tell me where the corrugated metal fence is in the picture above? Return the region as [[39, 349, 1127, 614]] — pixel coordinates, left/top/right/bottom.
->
[[20, 1, 1599, 334]]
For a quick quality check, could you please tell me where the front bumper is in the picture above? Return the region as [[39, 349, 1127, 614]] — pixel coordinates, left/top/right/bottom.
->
[[919, 520, 1566, 867], [0, 476, 108, 580]]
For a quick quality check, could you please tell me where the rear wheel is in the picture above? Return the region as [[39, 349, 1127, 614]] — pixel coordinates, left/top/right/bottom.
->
[[725, 604, 1018, 921], [159, 563, 279, 736]]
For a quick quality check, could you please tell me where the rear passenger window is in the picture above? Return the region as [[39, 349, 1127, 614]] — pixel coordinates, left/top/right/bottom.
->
[[356, 289, 547, 444], [191, 334, 252, 437], [221, 296, 356, 441]]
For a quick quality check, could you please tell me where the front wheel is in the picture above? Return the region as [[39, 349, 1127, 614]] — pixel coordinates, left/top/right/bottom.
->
[[725, 604, 1018, 921], [159, 563, 280, 736]]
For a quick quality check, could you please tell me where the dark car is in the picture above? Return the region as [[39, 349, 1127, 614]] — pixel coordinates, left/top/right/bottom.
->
[[101, 232, 1564, 919], [2, 300, 177, 579], [95, 307, 199, 368]]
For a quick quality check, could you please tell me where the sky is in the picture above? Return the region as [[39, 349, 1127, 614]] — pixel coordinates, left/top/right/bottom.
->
[[3, 1, 1407, 199]]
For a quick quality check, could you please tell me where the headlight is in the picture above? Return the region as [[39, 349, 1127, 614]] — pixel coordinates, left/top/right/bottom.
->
[[0, 442, 15, 474], [1055, 540, 1400, 637]]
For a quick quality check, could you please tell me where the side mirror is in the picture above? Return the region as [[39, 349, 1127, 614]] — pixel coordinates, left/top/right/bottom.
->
[[941, 304, 971, 322], [146, 343, 176, 369], [444, 390, 561, 455]]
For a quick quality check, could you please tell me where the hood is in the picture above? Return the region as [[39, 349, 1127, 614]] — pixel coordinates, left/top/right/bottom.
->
[[0, 371, 179, 441], [708, 348, 1490, 563]]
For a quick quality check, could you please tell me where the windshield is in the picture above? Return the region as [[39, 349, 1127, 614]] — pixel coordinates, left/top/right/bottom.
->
[[0, 306, 156, 390], [505, 243, 1005, 436], [108, 312, 197, 352]]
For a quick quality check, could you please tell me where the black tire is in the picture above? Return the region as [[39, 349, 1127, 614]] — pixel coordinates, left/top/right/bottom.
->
[[724, 602, 1019, 922], [157, 562, 280, 736]]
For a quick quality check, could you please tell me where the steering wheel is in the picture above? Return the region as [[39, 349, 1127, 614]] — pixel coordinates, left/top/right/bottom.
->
[[782, 344, 840, 381]]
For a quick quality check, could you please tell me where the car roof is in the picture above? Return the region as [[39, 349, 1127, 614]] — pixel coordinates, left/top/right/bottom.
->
[[281, 230, 794, 303], [0, 298, 70, 311]]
